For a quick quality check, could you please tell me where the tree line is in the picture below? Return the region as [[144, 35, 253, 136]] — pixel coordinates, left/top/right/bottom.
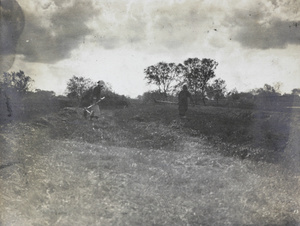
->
[[1, 64, 300, 121], [142, 57, 300, 110], [65, 75, 129, 108], [144, 57, 225, 105]]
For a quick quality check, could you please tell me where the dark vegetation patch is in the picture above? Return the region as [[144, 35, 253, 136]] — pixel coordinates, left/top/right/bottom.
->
[[45, 107, 182, 152], [0, 90, 75, 124], [1, 99, 300, 225], [114, 104, 297, 163], [186, 108, 291, 151], [0, 91, 297, 164]]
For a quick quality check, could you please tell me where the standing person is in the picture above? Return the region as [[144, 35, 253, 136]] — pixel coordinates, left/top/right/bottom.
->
[[92, 80, 103, 102], [178, 85, 193, 118]]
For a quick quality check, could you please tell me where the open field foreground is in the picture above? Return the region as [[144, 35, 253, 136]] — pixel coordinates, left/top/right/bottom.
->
[[1, 104, 300, 225]]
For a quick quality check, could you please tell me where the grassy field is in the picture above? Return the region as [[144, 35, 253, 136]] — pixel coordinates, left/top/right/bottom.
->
[[1, 103, 300, 225]]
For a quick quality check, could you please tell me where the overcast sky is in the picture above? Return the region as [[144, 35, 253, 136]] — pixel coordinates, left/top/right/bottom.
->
[[2, 0, 300, 97]]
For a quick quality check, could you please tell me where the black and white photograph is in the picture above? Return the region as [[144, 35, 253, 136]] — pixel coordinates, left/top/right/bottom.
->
[[1, 0, 300, 225]]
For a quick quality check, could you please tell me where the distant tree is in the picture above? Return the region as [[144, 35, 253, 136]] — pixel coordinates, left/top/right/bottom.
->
[[251, 84, 282, 109], [273, 82, 282, 94], [141, 90, 164, 103], [225, 88, 240, 107], [206, 78, 227, 104], [0, 70, 33, 117], [65, 76, 93, 104], [80, 80, 113, 107], [1, 70, 33, 94], [100, 81, 113, 95], [227, 88, 240, 100], [253, 84, 281, 96], [292, 88, 300, 95], [182, 58, 218, 105], [34, 89, 56, 98], [144, 62, 184, 98]]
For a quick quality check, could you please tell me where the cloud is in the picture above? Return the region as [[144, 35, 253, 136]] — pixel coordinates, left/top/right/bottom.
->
[[225, 0, 300, 49], [14, 0, 300, 65], [88, 1, 148, 50], [149, 0, 209, 49], [89, 0, 214, 52], [235, 19, 300, 49], [14, 0, 234, 64], [16, 0, 100, 63]]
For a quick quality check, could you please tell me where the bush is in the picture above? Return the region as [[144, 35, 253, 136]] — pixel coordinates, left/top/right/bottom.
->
[[101, 91, 130, 108], [80, 88, 130, 109], [237, 98, 255, 109], [0, 89, 77, 124], [141, 91, 163, 103]]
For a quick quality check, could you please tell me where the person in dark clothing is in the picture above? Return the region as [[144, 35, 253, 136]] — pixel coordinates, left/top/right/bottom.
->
[[4, 92, 12, 117], [178, 85, 193, 118], [92, 81, 103, 102]]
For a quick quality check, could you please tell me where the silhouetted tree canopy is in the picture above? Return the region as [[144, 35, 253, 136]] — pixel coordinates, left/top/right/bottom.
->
[[144, 62, 184, 97], [206, 78, 227, 104], [65, 75, 93, 103], [252, 84, 281, 96], [292, 88, 300, 96], [0, 70, 33, 94], [183, 58, 218, 104]]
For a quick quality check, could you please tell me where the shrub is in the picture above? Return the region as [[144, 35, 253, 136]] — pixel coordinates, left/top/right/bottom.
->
[[100, 91, 130, 108], [80, 88, 130, 109], [141, 90, 167, 103]]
